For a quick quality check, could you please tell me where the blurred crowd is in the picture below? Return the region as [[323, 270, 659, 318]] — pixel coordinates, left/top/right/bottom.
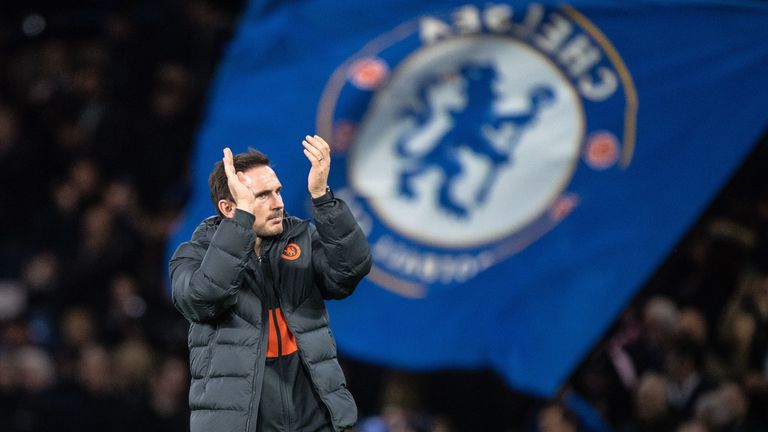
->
[[0, 1, 243, 430], [0, 1, 767, 432]]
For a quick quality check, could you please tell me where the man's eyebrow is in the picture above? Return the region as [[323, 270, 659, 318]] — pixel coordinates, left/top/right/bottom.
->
[[252, 185, 281, 196]]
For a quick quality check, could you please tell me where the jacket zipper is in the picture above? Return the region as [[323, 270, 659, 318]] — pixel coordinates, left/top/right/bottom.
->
[[245, 251, 268, 432], [272, 234, 340, 430], [266, 242, 293, 432], [271, 305, 291, 431]]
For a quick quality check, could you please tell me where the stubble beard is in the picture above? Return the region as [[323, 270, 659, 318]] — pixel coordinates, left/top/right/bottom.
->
[[253, 210, 284, 238]]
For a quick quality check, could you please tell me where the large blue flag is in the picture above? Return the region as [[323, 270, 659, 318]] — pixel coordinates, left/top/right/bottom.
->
[[169, 0, 768, 396]]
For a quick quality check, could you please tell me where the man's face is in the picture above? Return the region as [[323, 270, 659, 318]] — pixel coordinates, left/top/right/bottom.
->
[[240, 165, 284, 237]]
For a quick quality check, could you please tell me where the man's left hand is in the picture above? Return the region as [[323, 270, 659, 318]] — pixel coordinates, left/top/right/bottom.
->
[[303, 135, 331, 198]]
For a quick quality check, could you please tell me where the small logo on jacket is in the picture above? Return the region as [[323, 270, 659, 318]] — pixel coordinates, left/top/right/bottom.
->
[[281, 243, 301, 261]]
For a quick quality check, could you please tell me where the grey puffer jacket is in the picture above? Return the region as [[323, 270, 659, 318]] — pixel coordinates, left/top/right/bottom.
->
[[170, 196, 372, 432]]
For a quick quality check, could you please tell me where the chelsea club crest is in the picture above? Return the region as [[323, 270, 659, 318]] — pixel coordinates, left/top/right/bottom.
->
[[317, 3, 637, 298]]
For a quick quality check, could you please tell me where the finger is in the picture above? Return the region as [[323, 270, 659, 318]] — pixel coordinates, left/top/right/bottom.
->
[[303, 135, 319, 151], [314, 136, 331, 164], [303, 140, 323, 162], [223, 148, 236, 177], [302, 139, 320, 157], [304, 135, 327, 156], [303, 148, 318, 165], [313, 135, 331, 155]]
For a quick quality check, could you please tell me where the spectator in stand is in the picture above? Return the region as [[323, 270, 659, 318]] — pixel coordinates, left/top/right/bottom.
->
[[536, 403, 579, 432], [719, 269, 768, 429], [676, 420, 708, 432], [624, 296, 681, 378], [664, 335, 716, 422], [622, 372, 676, 432], [693, 382, 750, 432], [138, 355, 190, 432]]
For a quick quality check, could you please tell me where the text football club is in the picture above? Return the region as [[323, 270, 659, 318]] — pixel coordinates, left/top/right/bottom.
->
[[317, 2, 637, 298]]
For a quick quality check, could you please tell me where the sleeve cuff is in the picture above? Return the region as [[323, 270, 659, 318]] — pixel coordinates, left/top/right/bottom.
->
[[311, 187, 335, 207], [232, 209, 256, 228]]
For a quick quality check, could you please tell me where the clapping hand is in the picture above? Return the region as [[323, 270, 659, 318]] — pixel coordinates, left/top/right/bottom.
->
[[222, 147, 255, 212], [302, 135, 331, 198]]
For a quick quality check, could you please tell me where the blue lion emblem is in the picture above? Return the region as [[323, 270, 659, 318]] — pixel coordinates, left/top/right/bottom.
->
[[396, 63, 556, 217]]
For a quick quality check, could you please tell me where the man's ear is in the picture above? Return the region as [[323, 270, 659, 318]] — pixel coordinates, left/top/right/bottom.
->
[[218, 199, 237, 218]]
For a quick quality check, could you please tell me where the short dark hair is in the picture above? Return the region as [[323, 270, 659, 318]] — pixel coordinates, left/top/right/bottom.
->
[[209, 150, 270, 216]]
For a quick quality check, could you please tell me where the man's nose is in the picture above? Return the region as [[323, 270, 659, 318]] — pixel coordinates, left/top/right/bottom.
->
[[271, 193, 284, 209]]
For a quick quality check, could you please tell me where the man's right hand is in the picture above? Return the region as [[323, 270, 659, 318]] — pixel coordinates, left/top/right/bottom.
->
[[223, 148, 255, 213]]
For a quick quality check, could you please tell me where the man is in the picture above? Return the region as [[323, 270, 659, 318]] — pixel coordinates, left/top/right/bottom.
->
[[170, 135, 372, 432]]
